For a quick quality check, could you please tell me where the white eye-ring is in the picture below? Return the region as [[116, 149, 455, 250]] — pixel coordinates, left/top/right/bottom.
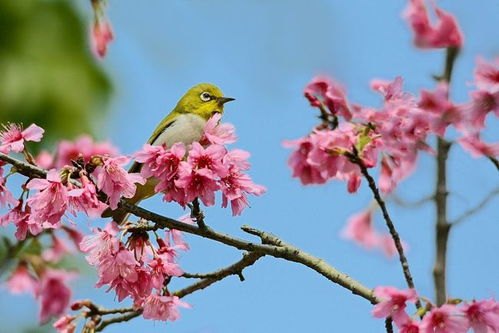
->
[[200, 92, 212, 102]]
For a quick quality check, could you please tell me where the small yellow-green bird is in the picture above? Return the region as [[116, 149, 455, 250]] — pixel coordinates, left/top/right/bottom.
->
[[102, 83, 234, 223]]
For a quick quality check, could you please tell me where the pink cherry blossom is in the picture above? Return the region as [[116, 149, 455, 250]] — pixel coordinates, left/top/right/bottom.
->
[[53, 315, 76, 333], [7, 264, 37, 294], [42, 235, 71, 263], [420, 304, 469, 333], [372, 286, 417, 326], [461, 299, 499, 333], [220, 149, 266, 215], [175, 162, 220, 206], [418, 83, 463, 136], [188, 142, 228, 178], [26, 169, 78, 226], [134, 143, 185, 193], [35, 150, 54, 169], [468, 90, 499, 129], [95, 247, 142, 301], [80, 222, 120, 265], [92, 20, 114, 58], [0, 201, 41, 240], [371, 76, 405, 102], [0, 123, 44, 153], [341, 209, 378, 249], [68, 175, 107, 218], [203, 113, 237, 145], [304, 76, 352, 120], [55, 135, 118, 168], [399, 320, 421, 333], [142, 294, 191, 321], [0, 166, 17, 208], [283, 137, 329, 185], [62, 226, 84, 250], [403, 0, 463, 49], [475, 57, 499, 90], [458, 133, 499, 158], [94, 156, 145, 210], [149, 255, 183, 290], [35, 269, 75, 323]]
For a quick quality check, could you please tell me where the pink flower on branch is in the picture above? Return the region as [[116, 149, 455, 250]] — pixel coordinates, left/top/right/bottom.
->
[[420, 304, 469, 333], [142, 294, 191, 322], [94, 156, 145, 210], [0, 166, 17, 209], [372, 286, 417, 326], [341, 209, 378, 249], [461, 299, 499, 333], [35, 269, 75, 323], [304, 76, 352, 121], [403, 0, 463, 49], [0, 123, 44, 154], [92, 20, 114, 58], [458, 133, 499, 158], [475, 57, 499, 90], [55, 135, 118, 168], [53, 315, 76, 333], [203, 113, 237, 145], [7, 264, 37, 294], [26, 169, 82, 228]]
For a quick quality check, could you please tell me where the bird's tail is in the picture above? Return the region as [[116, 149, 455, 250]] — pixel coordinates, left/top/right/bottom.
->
[[101, 179, 157, 224]]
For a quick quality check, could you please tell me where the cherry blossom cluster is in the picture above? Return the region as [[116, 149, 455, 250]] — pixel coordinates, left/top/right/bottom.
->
[[134, 113, 266, 216], [5, 227, 82, 324], [372, 286, 499, 333], [77, 221, 191, 322], [285, 1, 498, 257]]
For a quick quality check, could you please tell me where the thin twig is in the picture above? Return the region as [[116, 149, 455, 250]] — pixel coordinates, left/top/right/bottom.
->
[[347, 151, 421, 310], [452, 187, 499, 225], [391, 194, 433, 208], [191, 198, 207, 229], [95, 310, 142, 332], [175, 252, 264, 298], [433, 46, 460, 306], [0, 152, 380, 305], [488, 156, 499, 172], [385, 318, 394, 333]]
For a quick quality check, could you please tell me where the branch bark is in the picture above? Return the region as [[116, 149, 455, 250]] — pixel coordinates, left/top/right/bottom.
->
[[347, 152, 421, 310], [433, 46, 460, 306]]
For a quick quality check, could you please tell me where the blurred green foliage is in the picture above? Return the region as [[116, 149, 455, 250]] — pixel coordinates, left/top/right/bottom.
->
[[0, 0, 111, 149]]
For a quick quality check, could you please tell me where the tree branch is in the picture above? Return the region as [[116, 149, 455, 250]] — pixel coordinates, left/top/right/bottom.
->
[[488, 156, 499, 172], [0, 152, 380, 306], [175, 252, 264, 298], [95, 310, 142, 332], [347, 151, 421, 310], [433, 46, 460, 306], [452, 187, 499, 225]]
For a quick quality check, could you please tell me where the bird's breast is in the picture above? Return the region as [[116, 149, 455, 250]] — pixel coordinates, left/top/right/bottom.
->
[[152, 113, 207, 147]]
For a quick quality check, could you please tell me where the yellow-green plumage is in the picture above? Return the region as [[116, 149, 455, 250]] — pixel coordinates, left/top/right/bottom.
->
[[102, 83, 234, 223]]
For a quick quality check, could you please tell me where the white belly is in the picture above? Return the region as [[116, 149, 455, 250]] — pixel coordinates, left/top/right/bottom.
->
[[152, 114, 207, 148]]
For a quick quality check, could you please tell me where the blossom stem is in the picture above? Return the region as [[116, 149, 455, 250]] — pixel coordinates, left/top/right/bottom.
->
[[384, 318, 394, 333], [433, 46, 460, 306], [95, 310, 142, 332], [175, 252, 264, 298], [488, 156, 499, 171], [347, 150, 421, 310]]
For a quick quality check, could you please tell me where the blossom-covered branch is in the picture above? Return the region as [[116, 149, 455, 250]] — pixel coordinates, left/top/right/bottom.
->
[[0, 151, 379, 306]]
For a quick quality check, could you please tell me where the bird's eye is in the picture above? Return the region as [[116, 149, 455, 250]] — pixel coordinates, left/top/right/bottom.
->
[[200, 92, 212, 102]]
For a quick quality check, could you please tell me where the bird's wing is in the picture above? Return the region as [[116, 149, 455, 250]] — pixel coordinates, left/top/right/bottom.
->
[[128, 111, 178, 173]]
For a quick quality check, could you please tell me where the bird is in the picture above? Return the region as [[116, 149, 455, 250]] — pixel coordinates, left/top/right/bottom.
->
[[102, 83, 235, 223]]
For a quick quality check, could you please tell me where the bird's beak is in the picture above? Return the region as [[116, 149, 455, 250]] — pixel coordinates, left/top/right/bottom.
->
[[217, 97, 235, 104]]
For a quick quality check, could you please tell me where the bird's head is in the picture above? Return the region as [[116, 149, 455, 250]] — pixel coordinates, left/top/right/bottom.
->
[[174, 83, 235, 120]]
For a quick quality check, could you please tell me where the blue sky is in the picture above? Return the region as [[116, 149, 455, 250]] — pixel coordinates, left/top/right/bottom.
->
[[2, 0, 499, 332]]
